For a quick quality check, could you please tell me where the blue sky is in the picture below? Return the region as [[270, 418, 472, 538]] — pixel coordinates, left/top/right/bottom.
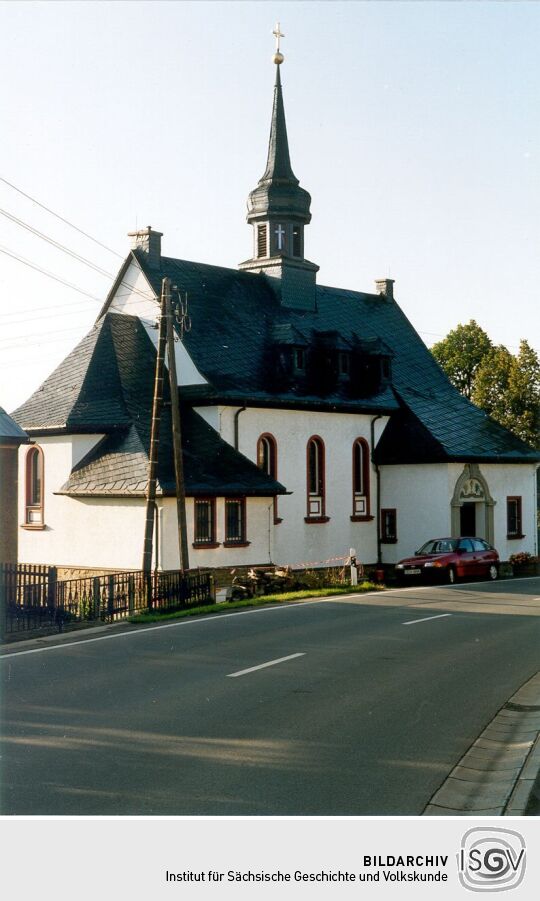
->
[[0, 1, 538, 412]]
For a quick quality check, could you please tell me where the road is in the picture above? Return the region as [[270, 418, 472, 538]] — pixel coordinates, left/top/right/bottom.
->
[[1, 577, 539, 815]]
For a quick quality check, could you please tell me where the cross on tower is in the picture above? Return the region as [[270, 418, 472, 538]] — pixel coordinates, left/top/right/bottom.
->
[[273, 22, 284, 54], [275, 224, 286, 250]]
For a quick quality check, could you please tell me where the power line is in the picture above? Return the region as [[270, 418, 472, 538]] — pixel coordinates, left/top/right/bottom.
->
[[0, 323, 95, 348], [0, 245, 105, 303], [0, 298, 96, 323], [0, 206, 157, 307], [0, 206, 114, 278], [0, 175, 123, 259]]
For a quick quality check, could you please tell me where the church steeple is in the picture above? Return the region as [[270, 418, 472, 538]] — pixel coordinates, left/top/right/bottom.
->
[[262, 65, 295, 183], [239, 25, 318, 311], [246, 64, 312, 237]]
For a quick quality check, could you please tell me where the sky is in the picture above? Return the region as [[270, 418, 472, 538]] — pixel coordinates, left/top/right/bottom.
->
[[0, 0, 539, 413]]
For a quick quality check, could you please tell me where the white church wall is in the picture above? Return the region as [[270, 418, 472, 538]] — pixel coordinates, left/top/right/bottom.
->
[[108, 259, 207, 387], [17, 435, 147, 570], [448, 462, 538, 559], [159, 496, 274, 570], [379, 464, 451, 563], [227, 406, 388, 568], [192, 406, 222, 432], [108, 260, 158, 321]]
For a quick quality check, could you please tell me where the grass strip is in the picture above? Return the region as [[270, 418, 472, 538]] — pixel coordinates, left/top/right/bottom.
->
[[128, 582, 384, 624]]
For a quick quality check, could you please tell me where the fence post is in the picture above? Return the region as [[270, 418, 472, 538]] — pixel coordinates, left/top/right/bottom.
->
[[107, 575, 115, 622], [91, 577, 100, 620], [145, 572, 153, 611], [128, 575, 135, 614], [47, 566, 58, 610]]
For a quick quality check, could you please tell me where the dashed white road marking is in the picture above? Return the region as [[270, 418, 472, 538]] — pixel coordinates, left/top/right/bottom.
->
[[227, 652, 305, 678], [403, 613, 453, 626]]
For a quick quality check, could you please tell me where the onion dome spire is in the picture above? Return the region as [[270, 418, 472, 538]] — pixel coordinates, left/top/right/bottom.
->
[[246, 25, 311, 227], [239, 25, 318, 311]]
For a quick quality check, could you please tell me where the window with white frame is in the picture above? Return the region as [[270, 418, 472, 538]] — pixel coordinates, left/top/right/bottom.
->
[[25, 445, 44, 526]]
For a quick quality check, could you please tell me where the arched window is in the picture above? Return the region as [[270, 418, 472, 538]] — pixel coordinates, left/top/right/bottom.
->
[[25, 445, 44, 527], [257, 433, 281, 523], [306, 436, 328, 522], [352, 438, 371, 519]]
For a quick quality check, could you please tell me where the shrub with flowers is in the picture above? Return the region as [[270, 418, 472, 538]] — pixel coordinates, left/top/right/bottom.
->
[[509, 552, 538, 565]]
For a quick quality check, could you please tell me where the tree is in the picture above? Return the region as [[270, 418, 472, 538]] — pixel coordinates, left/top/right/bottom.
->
[[473, 340, 540, 449], [431, 320, 492, 399], [432, 320, 540, 450]]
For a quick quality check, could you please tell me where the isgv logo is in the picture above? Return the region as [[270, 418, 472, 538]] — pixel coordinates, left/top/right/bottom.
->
[[458, 827, 526, 892]]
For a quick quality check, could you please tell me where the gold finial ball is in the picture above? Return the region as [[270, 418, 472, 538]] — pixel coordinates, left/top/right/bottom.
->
[[272, 51, 284, 65]]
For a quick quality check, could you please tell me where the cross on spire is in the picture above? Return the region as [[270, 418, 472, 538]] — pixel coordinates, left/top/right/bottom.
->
[[273, 22, 284, 54]]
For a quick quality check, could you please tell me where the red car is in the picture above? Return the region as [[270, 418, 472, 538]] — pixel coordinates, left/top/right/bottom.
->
[[395, 537, 499, 585]]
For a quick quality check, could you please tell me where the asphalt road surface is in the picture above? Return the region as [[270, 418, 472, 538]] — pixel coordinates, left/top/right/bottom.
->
[[1, 577, 539, 815]]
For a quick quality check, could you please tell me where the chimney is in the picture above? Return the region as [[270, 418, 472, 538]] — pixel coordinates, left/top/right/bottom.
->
[[374, 278, 395, 300], [128, 226, 162, 269]]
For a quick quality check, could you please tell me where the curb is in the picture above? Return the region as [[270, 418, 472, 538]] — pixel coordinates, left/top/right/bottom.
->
[[423, 671, 540, 816]]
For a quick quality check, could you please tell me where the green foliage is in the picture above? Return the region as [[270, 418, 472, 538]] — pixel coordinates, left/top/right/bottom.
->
[[431, 320, 492, 398], [472, 340, 540, 449], [128, 582, 384, 624], [432, 322, 540, 450]]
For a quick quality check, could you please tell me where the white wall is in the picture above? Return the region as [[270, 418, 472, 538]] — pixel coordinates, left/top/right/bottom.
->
[[17, 435, 151, 570], [448, 462, 538, 560], [379, 463, 452, 563], [108, 259, 207, 387], [19, 421, 536, 574], [379, 461, 538, 564], [227, 406, 388, 568], [160, 496, 274, 570], [17, 435, 273, 570]]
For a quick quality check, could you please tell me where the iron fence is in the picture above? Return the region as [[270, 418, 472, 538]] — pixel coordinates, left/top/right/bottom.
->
[[0, 564, 214, 637]]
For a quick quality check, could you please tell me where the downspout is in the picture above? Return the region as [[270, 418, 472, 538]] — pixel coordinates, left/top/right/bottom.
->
[[371, 415, 383, 566], [234, 406, 246, 450]]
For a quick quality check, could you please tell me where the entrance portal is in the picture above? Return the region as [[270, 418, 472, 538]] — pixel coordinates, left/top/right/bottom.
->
[[460, 502, 476, 536], [451, 464, 496, 545]]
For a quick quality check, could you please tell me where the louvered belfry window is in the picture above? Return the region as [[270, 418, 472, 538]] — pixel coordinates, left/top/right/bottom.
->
[[292, 225, 302, 257], [257, 224, 267, 258]]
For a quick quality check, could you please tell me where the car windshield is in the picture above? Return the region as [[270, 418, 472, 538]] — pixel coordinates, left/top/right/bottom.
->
[[417, 539, 458, 555]]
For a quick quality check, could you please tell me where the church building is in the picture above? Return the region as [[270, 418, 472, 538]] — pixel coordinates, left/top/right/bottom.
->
[[12, 42, 540, 576]]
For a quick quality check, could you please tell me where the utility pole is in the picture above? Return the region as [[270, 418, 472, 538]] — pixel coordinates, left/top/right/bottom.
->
[[164, 279, 190, 572], [142, 279, 168, 574]]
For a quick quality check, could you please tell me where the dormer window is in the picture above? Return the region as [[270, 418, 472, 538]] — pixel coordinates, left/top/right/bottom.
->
[[338, 352, 350, 376], [257, 224, 268, 258], [293, 347, 305, 371], [381, 358, 391, 380]]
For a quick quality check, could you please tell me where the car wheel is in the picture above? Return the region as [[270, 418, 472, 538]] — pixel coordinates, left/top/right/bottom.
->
[[447, 565, 456, 585], [488, 563, 499, 581]]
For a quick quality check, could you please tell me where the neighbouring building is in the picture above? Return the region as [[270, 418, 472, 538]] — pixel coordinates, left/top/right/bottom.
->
[[11, 49, 540, 577], [0, 407, 28, 564]]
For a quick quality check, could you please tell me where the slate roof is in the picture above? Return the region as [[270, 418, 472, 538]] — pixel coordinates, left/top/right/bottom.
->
[[120, 252, 539, 464], [12, 253, 540, 469], [0, 406, 28, 444], [128, 251, 397, 414], [12, 313, 286, 498]]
